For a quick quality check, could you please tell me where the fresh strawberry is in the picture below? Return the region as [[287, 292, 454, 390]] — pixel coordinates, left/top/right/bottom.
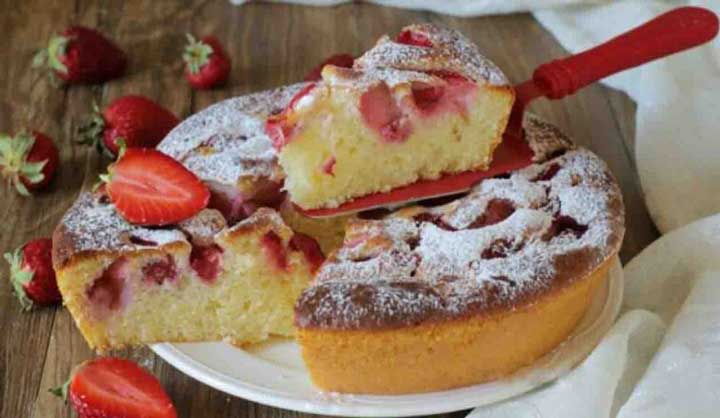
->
[[4, 238, 61, 310], [33, 25, 127, 85], [183, 34, 231, 90], [304, 53, 354, 81], [51, 357, 177, 418], [0, 131, 59, 196], [78, 95, 179, 158], [101, 148, 210, 226]]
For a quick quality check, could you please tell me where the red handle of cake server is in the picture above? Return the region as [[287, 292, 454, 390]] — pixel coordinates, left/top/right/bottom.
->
[[533, 6, 719, 99]]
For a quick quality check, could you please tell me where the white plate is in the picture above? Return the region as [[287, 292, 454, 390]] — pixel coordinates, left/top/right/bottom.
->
[[152, 257, 623, 417]]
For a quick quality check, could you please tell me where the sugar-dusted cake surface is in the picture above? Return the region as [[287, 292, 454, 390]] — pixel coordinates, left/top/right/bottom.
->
[[271, 23, 515, 209], [295, 115, 625, 393]]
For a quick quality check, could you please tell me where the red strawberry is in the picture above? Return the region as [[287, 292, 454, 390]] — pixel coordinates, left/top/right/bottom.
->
[[304, 53, 354, 81], [33, 25, 127, 85], [51, 357, 177, 418], [395, 30, 433, 47], [183, 34, 231, 90], [102, 148, 210, 226], [0, 131, 59, 196], [79, 95, 179, 158], [4, 238, 61, 310]]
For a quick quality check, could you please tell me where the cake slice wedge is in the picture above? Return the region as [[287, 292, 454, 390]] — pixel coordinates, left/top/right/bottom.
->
[[267, 23, 514, 210], [53, 193, 323, 351]]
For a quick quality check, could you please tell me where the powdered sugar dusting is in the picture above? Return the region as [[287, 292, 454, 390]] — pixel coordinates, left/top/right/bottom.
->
[[296, 141, 624, 329], [355, 23, 509, 86], [157, 83, 308, 186], [56, 193, 188, 262]]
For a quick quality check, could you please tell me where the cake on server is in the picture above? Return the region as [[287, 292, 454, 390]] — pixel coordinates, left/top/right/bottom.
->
[[267, 23, 515, 209], [294, 116, 625, 394]]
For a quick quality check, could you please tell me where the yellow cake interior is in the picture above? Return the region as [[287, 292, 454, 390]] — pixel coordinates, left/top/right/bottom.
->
[[57, 222, 313, 352], [279, 83, 514, 209]]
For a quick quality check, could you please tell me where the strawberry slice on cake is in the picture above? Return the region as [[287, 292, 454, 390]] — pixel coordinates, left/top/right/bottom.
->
[[267, 23, 514, 210]]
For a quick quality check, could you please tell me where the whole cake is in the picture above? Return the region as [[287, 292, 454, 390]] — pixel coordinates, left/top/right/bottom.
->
[[294, 117, 625, 394], [51, 22, 625, 396], [268, 23, 515, 209]]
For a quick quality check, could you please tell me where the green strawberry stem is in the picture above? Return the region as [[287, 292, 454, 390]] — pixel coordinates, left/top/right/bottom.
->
[[77, 102, 114, 157], [33, 34, 69, 86], [0, 132, 47, 197], [49, 378, 71, 402], [183, 34, 213, 74], [4, 248, 34, 310]]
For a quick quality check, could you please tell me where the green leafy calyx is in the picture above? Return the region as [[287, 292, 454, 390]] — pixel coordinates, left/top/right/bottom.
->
[[183, 34, 213, 74], [0, 131, 47, 196]]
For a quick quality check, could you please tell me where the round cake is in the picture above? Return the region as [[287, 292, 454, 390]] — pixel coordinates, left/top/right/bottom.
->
[[51, 22, 625, 395], [294, 116, 625, 394]]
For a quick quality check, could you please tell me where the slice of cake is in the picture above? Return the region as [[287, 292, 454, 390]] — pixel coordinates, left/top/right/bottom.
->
[[53, 193, 324, 351], [267, 23, 514, 210]]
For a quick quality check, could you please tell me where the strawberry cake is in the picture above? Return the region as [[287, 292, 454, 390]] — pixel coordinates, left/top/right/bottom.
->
[[294, 116, 625, 394], [267, 23, 515, 210], [52, 25, 625, 396], [54, 84, 338, 351]]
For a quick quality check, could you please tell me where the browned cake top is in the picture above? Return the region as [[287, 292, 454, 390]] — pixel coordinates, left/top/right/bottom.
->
[[294, 118, 625, 331]]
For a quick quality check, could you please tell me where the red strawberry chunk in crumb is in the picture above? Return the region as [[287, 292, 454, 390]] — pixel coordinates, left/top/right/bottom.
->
[[142, 255, 178, 285], [413, 72, 476, 117], [261, 231, 288, 272], [395, 30, 433, 47], [360, 83, 413, 143], [190, 244, 224, 284], [266, 83, 317, 149], [87, 257, 130, 317], [289, 233, 325, 273], [469, 199, 516, 229], [321, 156, 336, 176], [412, 85, 445, 112]]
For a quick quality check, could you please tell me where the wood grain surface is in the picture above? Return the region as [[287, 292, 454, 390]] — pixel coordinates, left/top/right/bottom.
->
[[0, 1, 659, 417]]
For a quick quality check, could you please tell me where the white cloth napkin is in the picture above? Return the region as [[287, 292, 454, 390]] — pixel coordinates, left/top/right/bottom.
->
[[229, 0, 720, 416], [469, 212, 720, 417]]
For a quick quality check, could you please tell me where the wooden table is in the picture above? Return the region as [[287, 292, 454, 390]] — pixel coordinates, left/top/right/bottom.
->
[[0, 1, 660, 417]]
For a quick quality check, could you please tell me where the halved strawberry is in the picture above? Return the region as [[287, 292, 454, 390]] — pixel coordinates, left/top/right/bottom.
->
[[52, 357, 177, 418], [102, 148, 210, 226]]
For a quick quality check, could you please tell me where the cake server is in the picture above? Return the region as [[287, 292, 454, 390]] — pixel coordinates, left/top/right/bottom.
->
[[301, 6, 719, 218]]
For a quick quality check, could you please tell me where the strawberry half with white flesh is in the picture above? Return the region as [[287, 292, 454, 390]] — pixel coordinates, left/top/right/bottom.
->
[[51, 357, 177, 418], [101, 148, 210, 226]]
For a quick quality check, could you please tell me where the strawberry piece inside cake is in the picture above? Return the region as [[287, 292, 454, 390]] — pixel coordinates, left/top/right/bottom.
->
[[268, 23, 514, 210]]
